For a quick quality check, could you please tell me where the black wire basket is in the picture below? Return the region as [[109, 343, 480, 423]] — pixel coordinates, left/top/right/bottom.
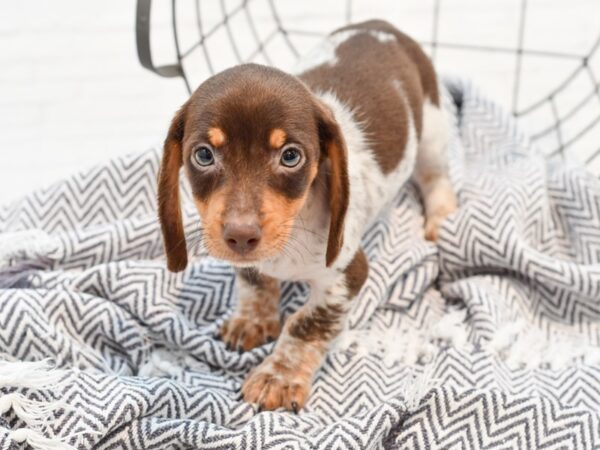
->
[[136, 0, 600, 174]]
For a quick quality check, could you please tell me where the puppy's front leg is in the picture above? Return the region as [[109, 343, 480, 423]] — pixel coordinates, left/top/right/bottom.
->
[[242, 250, 368, 412], [220, 268, 281, 352]]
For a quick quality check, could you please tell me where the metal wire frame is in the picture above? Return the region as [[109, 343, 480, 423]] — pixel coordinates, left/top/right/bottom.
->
[[136, 0, 600, 168]]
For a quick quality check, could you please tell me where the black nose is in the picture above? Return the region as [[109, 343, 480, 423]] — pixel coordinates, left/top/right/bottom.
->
[[223, 221, 262, 254]]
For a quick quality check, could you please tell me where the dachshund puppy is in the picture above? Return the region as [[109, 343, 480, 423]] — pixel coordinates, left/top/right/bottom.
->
[[158, 20, 457, 412]]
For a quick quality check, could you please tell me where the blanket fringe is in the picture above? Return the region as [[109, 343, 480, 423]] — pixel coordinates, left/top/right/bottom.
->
[[0, 393, 58, 429], [491, 320, 600, 369], [0, 359, 76, 450], [139, 348, 186, 377], [333, 307, 469, 368], [336, 307, 600, 375], [0, 358, 67, 388], [397, 365, 440, 411], [10, 428, 76, 450], [0, 229, 58, 268]]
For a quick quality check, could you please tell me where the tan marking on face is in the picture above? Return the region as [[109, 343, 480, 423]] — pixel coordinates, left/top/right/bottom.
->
[[269, 128, 287, 149], [207, 127, 226, 147], [194, 158, 318, 262], [261, 189, 307, 249], [250, 160, 319, 258], [259, 160, 318, 254], [194, 188, 227, 254], [308, 161, 318, 181], [196, 186, 308, 262]]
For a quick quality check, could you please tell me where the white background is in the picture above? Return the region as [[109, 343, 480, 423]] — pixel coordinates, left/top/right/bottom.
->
[[1, 0, 599, 203]]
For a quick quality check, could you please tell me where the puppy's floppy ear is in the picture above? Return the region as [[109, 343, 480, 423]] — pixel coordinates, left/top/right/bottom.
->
[[314, 99, 350, 267], [158, 105, 188, 272]]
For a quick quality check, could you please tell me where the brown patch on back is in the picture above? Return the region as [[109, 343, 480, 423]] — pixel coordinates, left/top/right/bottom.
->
[[299, 19, 440, 174], [269, 128, 287, 148], [344, 249, 369, 297], [207, 127, 226, 147], [353, 20, 440, 106]]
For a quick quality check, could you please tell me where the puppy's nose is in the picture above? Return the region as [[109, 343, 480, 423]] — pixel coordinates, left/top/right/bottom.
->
[[223, 221, 262, 254]]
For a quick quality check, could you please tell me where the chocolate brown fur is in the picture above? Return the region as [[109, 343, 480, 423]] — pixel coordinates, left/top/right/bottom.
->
[[299, 19, 439, 174], [158, 106, 188, 272], [238, 267, 264, 287], [344, 249, 369, 297], [158, 64, 350, 268], [287, 249, 367, 342], [288, 304, 345, 342]]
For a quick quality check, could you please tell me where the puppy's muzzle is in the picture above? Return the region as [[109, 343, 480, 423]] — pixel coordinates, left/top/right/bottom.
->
[[223, 219, 261, 255]]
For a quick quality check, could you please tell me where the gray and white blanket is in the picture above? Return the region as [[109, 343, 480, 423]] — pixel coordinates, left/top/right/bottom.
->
[[1, 78, 599, 449]]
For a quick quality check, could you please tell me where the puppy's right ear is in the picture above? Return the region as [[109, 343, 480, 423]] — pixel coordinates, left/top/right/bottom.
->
[[158, 105, 188, 272]]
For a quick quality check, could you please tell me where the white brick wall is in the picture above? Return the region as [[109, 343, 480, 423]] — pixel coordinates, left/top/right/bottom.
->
[[1, 1, 598, 203], [0, 1, 188, 202]]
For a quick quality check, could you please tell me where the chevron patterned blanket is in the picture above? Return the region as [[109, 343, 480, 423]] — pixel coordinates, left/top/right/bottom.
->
[[1, 78, 600, 450]]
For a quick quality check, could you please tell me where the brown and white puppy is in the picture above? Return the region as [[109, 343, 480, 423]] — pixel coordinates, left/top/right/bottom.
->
[[158, 20, 457, 412]]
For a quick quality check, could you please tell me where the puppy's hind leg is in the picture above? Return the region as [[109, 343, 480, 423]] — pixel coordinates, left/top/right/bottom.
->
[[415, 100, 457, 241]]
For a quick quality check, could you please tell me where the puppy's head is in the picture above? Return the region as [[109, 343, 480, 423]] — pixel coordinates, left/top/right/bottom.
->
[[158, 64, 349, 271]]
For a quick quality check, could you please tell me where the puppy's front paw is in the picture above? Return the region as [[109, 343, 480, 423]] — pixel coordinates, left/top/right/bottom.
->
[[242, 354, 311, 413], [424, 202, 457, 241], [220, 315, 280, 352]]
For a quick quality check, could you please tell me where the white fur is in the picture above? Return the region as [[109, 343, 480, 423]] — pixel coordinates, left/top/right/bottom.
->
[[366, 30, 397, 43], [414, 99, 456, 238], [417, 99, 450, 177], [321, 90, 417, 271]]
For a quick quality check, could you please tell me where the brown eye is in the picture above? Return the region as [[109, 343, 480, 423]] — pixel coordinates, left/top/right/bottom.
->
[[193, 146, 214, 166], [280, 147, 301, 168]]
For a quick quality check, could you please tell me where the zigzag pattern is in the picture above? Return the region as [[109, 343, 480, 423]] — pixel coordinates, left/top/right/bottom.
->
[[392, 387, 600, 449], [1, 78, 600, 449]]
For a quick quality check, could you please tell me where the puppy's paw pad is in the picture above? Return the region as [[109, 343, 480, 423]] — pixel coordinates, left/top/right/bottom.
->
[[220, 316, 280, 352], [242, 356, 310, 412]]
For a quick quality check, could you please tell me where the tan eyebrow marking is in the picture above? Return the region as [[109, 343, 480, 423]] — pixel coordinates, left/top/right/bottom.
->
[[269, 128, 287, 149], [207, 127, 226, 147]]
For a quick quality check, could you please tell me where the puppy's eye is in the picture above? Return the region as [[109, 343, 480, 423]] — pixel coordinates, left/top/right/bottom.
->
[[193, 146, 214, 167], [280, 147, 302, 168]]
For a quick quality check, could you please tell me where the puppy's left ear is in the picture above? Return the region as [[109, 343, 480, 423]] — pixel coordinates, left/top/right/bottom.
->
[[314, 99, 350, 267]]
